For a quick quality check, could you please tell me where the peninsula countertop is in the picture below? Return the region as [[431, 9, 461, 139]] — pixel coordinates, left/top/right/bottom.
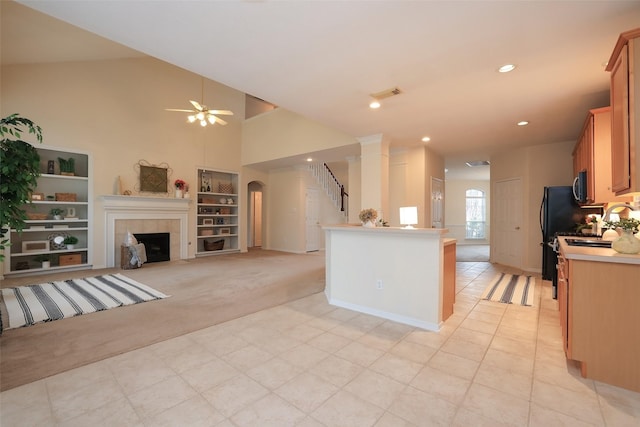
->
[[558, 236, 640, 265]]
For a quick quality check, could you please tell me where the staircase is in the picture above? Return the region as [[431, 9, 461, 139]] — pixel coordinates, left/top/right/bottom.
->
[[307, 163, 348, 217]]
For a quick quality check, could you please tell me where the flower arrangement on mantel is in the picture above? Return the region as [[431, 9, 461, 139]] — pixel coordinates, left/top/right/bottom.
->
[[359, 208, 378, 224], [174, 179, 186, 190]]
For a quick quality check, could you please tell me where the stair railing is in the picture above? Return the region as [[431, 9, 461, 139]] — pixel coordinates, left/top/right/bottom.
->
[[307, 162, 348, 216]]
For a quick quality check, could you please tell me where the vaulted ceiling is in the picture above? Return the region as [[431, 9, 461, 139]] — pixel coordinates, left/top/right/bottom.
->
[[4, 1, 640, 179]]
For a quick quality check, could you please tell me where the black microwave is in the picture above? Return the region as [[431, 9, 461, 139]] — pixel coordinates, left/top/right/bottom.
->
[[573, 170, 587, 204]]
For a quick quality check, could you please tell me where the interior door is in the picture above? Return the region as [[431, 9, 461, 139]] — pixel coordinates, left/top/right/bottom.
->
[[493, 178, 523, 268], [305, 188, 320, 252]]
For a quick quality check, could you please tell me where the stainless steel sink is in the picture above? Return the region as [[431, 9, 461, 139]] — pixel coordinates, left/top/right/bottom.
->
[[565, 238, 612, 248]]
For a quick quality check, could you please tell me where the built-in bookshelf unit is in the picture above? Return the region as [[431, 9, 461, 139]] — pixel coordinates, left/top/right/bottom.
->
[[195, 168, 239, 256], [3, 146, 92, 276]]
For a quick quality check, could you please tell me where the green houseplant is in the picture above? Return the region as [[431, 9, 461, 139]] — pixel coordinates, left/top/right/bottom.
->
[[63, 235, 79, 249], [0, 114, 43, 262], [50, 208, 65, 220]]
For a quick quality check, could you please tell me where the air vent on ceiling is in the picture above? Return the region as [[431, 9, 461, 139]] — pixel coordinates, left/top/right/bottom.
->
[[370, 87, 402, 100], [465, 160, 490, 167]]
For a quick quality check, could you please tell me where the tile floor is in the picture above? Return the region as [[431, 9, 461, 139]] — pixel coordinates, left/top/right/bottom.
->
[[2, 261, 639, 426]]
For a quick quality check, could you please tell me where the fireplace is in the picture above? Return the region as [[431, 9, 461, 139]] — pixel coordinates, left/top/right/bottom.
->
[[134, 232, 170, 263], [102, 195, 190, 268]]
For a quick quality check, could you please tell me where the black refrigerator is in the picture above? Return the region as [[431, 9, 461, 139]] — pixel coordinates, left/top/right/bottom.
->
[[540, 186, 601, 298]]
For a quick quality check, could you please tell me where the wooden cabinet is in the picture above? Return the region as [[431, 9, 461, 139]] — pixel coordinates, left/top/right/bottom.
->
[[556, 249, 571, 358], [195, 168, 240, 256], [572, 107, 615, 204], [442, 241, 456, 321], [606, 28, 640, 195], [557, 241, 640, 392], [3, 146, 92, 276]]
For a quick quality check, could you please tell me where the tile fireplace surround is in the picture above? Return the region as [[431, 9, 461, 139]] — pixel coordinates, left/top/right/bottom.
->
[[101, 195, 190, 268]]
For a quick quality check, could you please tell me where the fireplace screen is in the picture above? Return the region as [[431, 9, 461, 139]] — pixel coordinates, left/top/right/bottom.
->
[[134, 233, 170, 263]]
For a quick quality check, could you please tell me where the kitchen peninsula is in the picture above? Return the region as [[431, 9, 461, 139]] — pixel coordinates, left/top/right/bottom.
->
[[323, 225, 456, 331], [557, 236, 640, 392]]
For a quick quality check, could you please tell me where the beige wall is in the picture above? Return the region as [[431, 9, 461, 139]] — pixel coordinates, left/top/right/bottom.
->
[[491, 140, 576, 273], [241, 108, 357, 166], [3, 57, 245, 267]]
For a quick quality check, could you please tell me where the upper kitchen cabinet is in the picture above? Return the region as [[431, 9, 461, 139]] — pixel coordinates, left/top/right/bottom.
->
[[573, 107, 616, 204], [606, 28, 640, 195]]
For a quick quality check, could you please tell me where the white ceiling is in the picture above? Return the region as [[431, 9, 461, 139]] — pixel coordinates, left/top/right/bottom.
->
[[4, 1, 640, 180]]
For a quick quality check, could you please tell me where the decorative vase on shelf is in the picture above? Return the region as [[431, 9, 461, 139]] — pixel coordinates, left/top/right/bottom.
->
[[362, 220, 375, 228], [611, 229, 640, 254], [175, 189, 183, 198], [184, 192, 190, 199]]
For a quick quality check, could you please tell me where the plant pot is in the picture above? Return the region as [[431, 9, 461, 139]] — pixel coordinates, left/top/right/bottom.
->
[[175, 189, 183, 198], [66, 244, 76, 250], [362, 220, 375, 228], [611, 229, 640, 254], [41, 261, 50, 269]]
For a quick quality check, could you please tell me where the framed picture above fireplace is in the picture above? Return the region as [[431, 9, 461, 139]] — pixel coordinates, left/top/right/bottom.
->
[[136, 160, 172, 194]]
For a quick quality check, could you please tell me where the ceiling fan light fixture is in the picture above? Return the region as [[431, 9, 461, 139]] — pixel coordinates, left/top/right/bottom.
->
[[200, 120, 207, 127], [207, 115, 216, 125], [196, 112, 205, 121], [187, 115, 196, 123]]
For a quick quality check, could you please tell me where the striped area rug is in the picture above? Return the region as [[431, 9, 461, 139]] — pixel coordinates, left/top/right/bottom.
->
[[481, 273, 534, 306], [1, 273, 169, 331]]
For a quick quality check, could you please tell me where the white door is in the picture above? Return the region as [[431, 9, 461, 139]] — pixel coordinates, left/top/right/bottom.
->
[[431, 177, 444, 228], [494, 178, 523, 268], [305, 188, 320, 252]]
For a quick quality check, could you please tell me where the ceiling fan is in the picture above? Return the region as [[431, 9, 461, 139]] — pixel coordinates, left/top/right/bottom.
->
[[165, 80, 233, 127]]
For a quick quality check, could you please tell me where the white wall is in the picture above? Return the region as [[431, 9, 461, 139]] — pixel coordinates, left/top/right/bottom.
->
[[444, 179, 491, 244]]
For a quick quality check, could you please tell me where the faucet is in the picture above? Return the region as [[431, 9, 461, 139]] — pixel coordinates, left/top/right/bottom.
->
[[603, 203, 637, 222]]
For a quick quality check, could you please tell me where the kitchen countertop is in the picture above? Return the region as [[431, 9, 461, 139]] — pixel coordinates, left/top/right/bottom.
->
[[558, 236, 640, 265]]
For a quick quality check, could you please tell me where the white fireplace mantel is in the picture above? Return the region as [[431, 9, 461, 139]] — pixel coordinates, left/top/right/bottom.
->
[[101, 195, 191, 267]]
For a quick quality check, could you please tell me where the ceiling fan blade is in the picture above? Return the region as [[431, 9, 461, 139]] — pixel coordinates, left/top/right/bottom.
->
[[211, 115, 228, 126], [165, 108, 196, 112], [208, 110, 234, 116], [190, 100, 203, 111]]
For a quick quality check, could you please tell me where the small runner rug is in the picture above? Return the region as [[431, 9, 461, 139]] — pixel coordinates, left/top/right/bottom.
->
[[1, 273, 169, 331], [481, 273, 534, 306]]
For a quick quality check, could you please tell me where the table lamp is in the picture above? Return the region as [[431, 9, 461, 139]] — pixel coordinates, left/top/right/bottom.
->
[[399, 206, 418, 229]]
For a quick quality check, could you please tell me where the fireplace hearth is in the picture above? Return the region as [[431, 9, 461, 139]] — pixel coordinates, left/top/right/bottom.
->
[[134, 233, 170, 263]]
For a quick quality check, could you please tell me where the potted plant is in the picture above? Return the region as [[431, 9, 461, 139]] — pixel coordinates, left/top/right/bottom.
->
[[50, 208, 65, 220], [0, 114, 43, 262], [605, 218, 640, 254], [34, 254, 51, 269], [359, 208, 378, 227], [63, 235, 79, 249]]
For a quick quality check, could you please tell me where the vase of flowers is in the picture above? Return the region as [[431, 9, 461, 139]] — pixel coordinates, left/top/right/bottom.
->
[[359, 208, 378, 228], [174, 179, 186, 198], [609, 218, 640, 254]]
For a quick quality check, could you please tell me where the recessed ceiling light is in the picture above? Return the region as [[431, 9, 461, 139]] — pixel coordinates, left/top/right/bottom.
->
[[498, 64, 516, 73], [517, 121, 529, 126], [369, 100, 381, 109], [421, 136, 431, 142], [306, 157, 313, 162]]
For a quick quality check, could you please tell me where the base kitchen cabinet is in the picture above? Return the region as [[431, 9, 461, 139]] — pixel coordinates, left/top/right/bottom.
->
[[558, 237, 640, 392]]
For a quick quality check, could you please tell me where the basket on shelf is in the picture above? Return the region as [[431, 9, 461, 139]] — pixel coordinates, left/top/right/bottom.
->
[[204, 239, 224, 251], [218, 183, 233, 194], [26, 212, 48, 220], [55, 193, 77, 202]]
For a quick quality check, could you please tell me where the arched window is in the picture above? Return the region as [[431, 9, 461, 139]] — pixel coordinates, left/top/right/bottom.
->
[[466, 189, 486, 239]]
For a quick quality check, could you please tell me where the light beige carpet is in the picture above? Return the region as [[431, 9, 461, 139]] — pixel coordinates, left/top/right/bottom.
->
[[0, 249, 325, 391]]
